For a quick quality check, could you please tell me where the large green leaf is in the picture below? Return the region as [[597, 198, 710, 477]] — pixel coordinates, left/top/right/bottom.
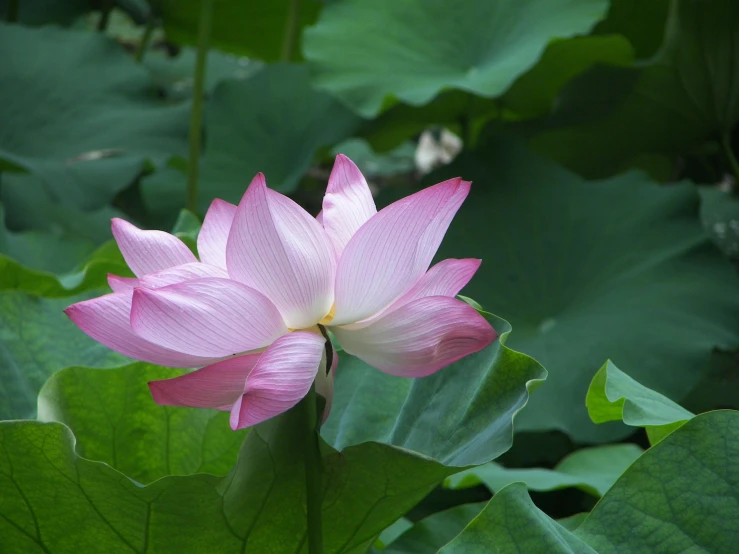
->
[[0, 243, 132, 420], [362, 34, 634, 152], [322, 314, 547, 466], [448, 443, 643, 497], [442, 411, 739, 553], [37, 364, 246, 484], [141, 64, 362, 217], [592, 0, 670, 59], [586, 360, 695, 444], [0, 23, 188, 210], [151, 0, 322, 61], [0, 412, 452, 552], [441, 483, 594, 553], [532, 0, 739, 178], [304, 0, 609, 118], [429, 137, 739, 442]]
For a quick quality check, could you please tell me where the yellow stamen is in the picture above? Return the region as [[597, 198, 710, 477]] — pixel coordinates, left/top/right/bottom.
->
[[319, 303, 335, 325]]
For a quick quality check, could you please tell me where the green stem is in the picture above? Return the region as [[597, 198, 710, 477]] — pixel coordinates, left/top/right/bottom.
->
[[135, 17, 156, 64], [302, 384, 323, 554], [6, 0, 19, 23], [721, 132, 739, 187], [186, 0, 214, 214], [281, 0, 300, 62], [97, 0, 113, 32]]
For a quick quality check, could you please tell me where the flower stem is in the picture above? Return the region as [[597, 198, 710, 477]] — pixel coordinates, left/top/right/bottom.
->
[[97, 0, 113, 31], [135, 17, 156, 64], [302, 383, 323, 554], [186, 0, 214, 214], [721, 132, 739, 187], [281, 0, 300, 62]]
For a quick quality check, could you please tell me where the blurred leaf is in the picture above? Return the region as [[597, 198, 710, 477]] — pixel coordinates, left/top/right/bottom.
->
[[0, 0, 89, 25], [0, 173, 122, 245], [144, 47, 262, 102], [448, 443, 643, 497], [532, 0, 739, 178], [38, 364, 246, 484], [0, 23, 188, 210], [593, 0, 670, 59], [0, 411, 452, 552], [142, 64, 362, 214], [586, 360, 695, 444], [362, 35, 633, 152], [331, 138, 416, 178], [701, 185, 739, 261], [151, 0, 322, 61], [322, 314, 547, 467], [430, 137, 739, 442], [374, 518, 413, 550], [304, 0, 609, 117], [443, 411, 739, 553], [384, 503, 486, 554], [170, 209, 201, 239]]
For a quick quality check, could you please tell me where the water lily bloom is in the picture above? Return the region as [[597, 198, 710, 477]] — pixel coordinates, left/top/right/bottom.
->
[[65, 155, 496, 429]]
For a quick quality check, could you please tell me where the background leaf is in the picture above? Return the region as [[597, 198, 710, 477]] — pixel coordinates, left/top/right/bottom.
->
[[304, 0, 610, 117], [428, 136, 739, 442]]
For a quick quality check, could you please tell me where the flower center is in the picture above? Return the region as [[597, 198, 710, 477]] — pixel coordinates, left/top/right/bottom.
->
[[319, 303, 336, 325]]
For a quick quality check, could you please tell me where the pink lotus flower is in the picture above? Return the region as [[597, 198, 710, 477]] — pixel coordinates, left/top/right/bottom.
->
[[65, 155, 496, 430]]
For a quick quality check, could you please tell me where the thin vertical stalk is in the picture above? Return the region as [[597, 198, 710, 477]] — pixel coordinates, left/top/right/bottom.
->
[[281, 0, 300, 62], [721, 132, 739, 187], [135, 17, 156, 64], [302, 384, 323, 554], [186, 0, 214, 214], [6, 0, 19, 23], [97, 0, 113, 31]]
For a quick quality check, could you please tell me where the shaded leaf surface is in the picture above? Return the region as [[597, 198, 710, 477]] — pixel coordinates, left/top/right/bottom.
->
[[448, 443, 643, 497], [322, 315, 547, 467], [430, 137, 739, 442], [0, 23, 188, 210]]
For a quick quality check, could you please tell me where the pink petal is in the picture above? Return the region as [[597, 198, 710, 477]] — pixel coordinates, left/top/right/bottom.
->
[[322, 154, 377, 255], [138, 262, 228, 289], [332, 178, 470, 326], [229, 331, 326, 430], [198, 199, 237, 269], [148, 353, 261, 410], [332, 296, 496, 378], [226, 173, 336, 329], [366, 258, 481, 322], [131, 277, 288, 358], [64, 292, 216, 368], [107, 274, 139, 292], [112, 218, 197, 277]]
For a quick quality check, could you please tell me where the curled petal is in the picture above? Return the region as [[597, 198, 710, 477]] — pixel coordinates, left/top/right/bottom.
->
[[332, 178, 470, 326], [111, 218, 197, 277], [148, 353, 261, 410], [107, 274, 138, 292], [138, 262, 228, 289], [226, 174, 336, 329], [131, 278, 287, 358], [332, 296, 496, 378], [229, 332, 326, 430], [64, 292, 215, 368], [198, 199, 237, 269], [322, 154, 377, 255], [362, 258, 481, 323]]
